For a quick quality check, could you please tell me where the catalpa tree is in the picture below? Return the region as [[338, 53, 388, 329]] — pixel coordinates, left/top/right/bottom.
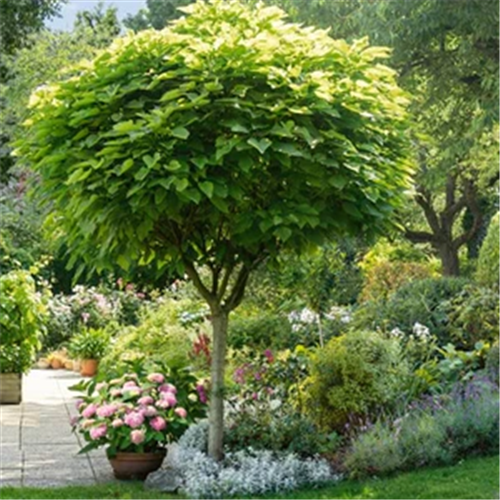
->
[[17, 0, 413, 459]]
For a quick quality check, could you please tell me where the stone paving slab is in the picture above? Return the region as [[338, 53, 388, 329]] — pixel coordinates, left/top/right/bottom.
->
[[1, 369, 102, 487]]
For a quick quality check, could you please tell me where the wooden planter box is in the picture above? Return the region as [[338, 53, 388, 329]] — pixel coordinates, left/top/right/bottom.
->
[[0, 373, 22, 404]]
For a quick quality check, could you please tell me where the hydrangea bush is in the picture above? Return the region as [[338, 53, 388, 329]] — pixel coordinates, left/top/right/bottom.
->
[[71, 370, 207, 456]]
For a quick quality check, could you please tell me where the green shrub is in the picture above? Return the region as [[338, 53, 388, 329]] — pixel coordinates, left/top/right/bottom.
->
[[345, 377, 499, 477], [486, 340, 499, 382], [68, 328, 110, 360], [443, 285, 499, 349], [304, 330, 410, 431], [99, 299, 194, 376], [476, 212, 499, 290], [0, 270, 47, 373], [353, 277, 470, 345]]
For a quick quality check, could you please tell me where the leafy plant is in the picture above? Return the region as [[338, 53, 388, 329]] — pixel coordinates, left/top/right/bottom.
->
[[69, 328, 109, 360], [0, 270, 46, 373], [476, 212, 499, 290]]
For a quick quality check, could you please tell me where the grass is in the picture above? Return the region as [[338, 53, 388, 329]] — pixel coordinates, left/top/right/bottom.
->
[[1, 455, 498, 499]]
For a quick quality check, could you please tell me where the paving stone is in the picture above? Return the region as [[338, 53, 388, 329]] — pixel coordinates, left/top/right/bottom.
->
[[0, 446, 23, 468], [0, 468, 22, 487]]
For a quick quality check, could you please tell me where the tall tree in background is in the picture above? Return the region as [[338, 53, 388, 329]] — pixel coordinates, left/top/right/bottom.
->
[[124, 0, 193, 31], [17, 0, 413, 459], [276, 0, 499, 275]]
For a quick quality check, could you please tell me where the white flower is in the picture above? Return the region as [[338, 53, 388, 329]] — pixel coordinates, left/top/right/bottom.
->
[[412, 322, 430, 340]]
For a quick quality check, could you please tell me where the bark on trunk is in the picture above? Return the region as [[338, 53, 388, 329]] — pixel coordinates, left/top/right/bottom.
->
[[438, 243, 460, 276], [207, 310, 228, 461]]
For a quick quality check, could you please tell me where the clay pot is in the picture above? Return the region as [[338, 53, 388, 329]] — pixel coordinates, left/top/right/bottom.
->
[[108, 450, 166, 480], [80, 359, 99, 377], [51, 358, 63, 370]]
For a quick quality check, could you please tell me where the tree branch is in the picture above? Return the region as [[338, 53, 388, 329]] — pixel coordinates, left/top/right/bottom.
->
[[404, 229, 439, 245], [452, 180, 483, 250], [414, 186, 441, 235], [182, 259, 217, 308], [222, 264, 250, 313]]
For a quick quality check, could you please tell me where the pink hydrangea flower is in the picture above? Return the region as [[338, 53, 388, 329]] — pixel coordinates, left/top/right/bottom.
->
[[82, 403, 97, 418], [124, 411, 145, 428], [174, 407, 187, 419], [130, 429, 145, 444], [123, 381, 139, 389], [160, 392, 177, 407], [95, 382, 107, 391], [138, 396, 154, 406], [147, 373, 165, 384], [112, 418, 124, 428], [159, 383, 177, 394], [150, 416, 167, 432], [110, 389, 122, 397], [90, 424, 107, 440], [82, 419, 96, 429], [143, 406, 158, 417], [96, 404, 117, 418], [156, 400, 170, 409]]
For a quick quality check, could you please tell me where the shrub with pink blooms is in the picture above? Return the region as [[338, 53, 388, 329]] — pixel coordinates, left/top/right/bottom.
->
[[71, 367, 207, 457]]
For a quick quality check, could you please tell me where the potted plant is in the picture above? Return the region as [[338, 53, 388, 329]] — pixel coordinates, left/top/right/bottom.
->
[[69, 328, 109, 377], [71, 367, 207, 479], [0, 270, 46, 404]]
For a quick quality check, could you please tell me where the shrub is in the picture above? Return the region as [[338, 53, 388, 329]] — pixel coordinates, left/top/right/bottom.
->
[[345, 376, 499, 477], [443, 284, 499, 349], [486, 340, 499, 382], [353, 277, 470, 345], [0, 270, 47, 373], [476, 212, 499, 291], [68, 328, 110, 360], [99, 299, 194, 376], [304, 330, 410, 431]]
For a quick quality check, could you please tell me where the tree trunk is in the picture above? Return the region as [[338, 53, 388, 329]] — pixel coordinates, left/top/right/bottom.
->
[[438, 243, 460, 276], [207, 309, 228, 461]]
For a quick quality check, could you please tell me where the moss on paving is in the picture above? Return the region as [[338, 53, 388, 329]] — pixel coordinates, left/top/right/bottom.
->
[[1, 455, 498, 500]]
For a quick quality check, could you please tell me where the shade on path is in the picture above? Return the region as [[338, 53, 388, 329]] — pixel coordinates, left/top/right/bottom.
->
[[0, 369, 115, 487]]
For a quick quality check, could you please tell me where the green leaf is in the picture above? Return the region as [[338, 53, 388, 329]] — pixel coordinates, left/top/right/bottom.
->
[[199, 181, 214, 199], [247, 137, 272, 154], [329, 175, 349, 190], [238, 155, 253, 172], [119, 159, 134, 175], [117, 254, 130, 271], [135, 167, 149, 181], [175, 178, 189, 192], [274, 226, 292, 241], [172, 126, 190, 139]]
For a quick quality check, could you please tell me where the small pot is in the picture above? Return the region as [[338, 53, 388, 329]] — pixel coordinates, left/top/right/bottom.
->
[[108, 450, 166, 480], [51, 358, 63, 370], [80, 359, 99, 377]]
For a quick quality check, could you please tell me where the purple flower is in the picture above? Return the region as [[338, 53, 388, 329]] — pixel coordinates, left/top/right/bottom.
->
[[147, 373, 165, 384], [150, 416, 167, 432], [264, 349, 274, 363], [174, 407, 187, 419], [82, 404, 97, 418], [196, 384, 208, 404], [96, 404, 117, 418], [130, 429, 145, 444], [233, 368, 245, 384], [89, 424, 107, 440], [124, 411, 145, 428]]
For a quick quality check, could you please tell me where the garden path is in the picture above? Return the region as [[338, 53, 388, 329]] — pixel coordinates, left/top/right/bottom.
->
[[0, 369, 115, 487]]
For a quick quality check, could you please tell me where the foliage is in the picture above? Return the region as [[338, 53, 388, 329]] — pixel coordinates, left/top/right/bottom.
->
[[68, 328, 110, 360], [354, 277, 470, 345], [171, 421, 338, 498], [124, 0, 193, 31], [476, 212, 499, 291], [442, 284, 499, 349], [345, 376, 499, 477], [485, 341, 499, 383], [71, 368, 206, 456], [0, 270, 46, 373], [99, 298, 195, 375], [304, 330, 410, 431]]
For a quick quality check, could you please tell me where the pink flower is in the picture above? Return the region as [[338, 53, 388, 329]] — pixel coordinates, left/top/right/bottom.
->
[[82, 419, 96, 429], [110, 389, 122, 397], [75, 399, 84, 410], [159, 383, 177, 394], [150, 416, 167, 432], [156, 400, 170, 409], [124, 411, 144, 428], [123, 381, 139, 389], [126, 283, 134, 292], [112, 418, 124, 428], [174, 407, 187, 419], [138, 396, 154, 406], [81, 312, 90, 324], [147, 373, 165, 384], [264, 349, 274, 363], [82, 404, 97, 418], [143, 405, 158, 417], [96, 404, 117, 418], [136, 292, 146, 299], [130, 429, 145, 444], [70, 416, 79, 427], [252, 392, 258, 401], [89, 424, 107, 440], [160, 392, 177, 407], [95, 382, 107, 392]]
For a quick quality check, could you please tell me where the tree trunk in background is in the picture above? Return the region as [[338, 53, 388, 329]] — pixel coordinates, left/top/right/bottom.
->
[[438, 242, 460, 276], [207, 309, 228, 461]]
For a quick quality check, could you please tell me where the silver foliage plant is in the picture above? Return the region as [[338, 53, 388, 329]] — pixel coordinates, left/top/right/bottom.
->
[[171, 421, 340, 498]]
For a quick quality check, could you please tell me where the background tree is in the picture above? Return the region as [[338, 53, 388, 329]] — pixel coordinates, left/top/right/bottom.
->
[[17, 0, 413, 459], [273, 0, 499, 276], [124, 0, 194, 31]]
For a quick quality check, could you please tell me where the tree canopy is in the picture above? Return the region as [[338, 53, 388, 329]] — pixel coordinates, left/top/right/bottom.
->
[[16, 0, 413, 459]]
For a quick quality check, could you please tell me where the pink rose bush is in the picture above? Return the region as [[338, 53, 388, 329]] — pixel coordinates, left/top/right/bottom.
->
[[71, 369, 207, 456]]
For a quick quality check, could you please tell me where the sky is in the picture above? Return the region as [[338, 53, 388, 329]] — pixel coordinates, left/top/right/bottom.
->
[[47, 0, 146, 31]]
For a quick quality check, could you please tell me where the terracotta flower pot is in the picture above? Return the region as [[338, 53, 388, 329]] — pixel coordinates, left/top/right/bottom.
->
[[51, 358, 63, 370], [108, 450, 166, 480], [80, 359, 99, 377]]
